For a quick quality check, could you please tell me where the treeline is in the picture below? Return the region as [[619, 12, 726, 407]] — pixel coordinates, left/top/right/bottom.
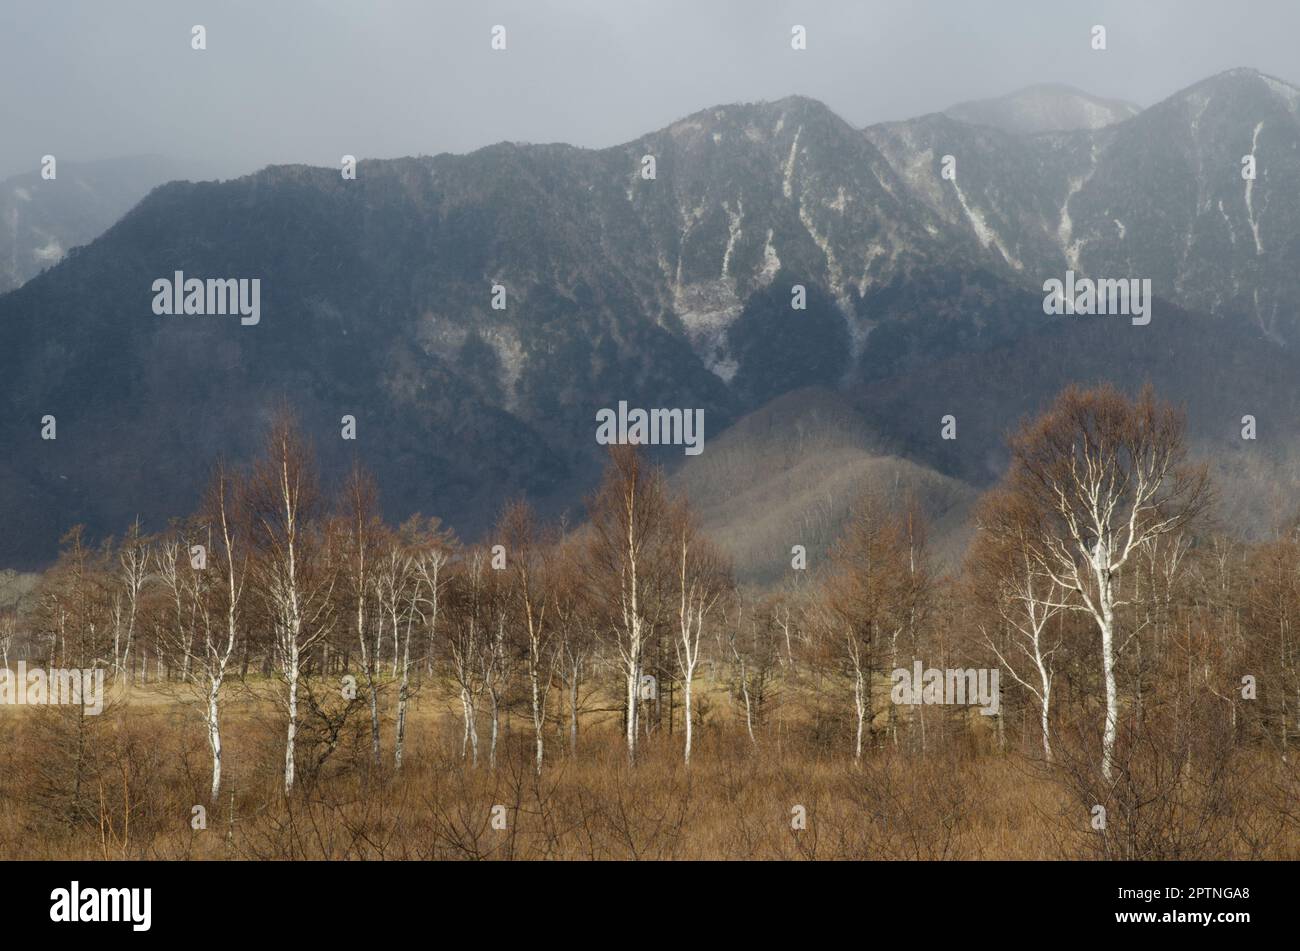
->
[[7, 386, 1300, 857], [10, 417, 738, 802]]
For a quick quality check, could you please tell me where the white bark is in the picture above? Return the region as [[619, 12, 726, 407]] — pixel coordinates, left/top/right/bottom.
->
[[982, 539, 1064, 765], [1097, 556, 1119, 780], [394, 612, 413, 769], [207, 684, 223, 802], [740, 655, 756, 748], [283, 649, 298, 792], [395, 550, 439, 770], [258, 440, 333, 797], [852, 653, 865, 761], [206, 487, 242, 802], [461, 686, 479, 767], [673, 530, 718, 766], [488, 686, 500, 770], [1016, 412, 1203, 781]]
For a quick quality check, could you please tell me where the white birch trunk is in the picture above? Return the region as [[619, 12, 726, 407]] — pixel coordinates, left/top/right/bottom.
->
[[395, 604, 413, 769], [1099, 605, 1118, 781], [853, 665, 866, 761], [460, 687, 479, 767], [284, 644, 298, 794], [207, 684, 223, 803], [625, 656, 640, 762], [530, 660, 544, 774], [682, 661, 696, 764], [1095, 546, 1119, 782], [488, 688, 499, 770]]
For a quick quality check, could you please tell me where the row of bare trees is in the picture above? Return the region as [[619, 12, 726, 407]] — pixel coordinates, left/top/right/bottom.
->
[[11, 384, 1300, 815], [15, 419, 736, 799]]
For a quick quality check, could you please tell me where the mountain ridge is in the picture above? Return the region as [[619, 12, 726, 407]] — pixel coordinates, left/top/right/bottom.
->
[[2, 67, 1299, 569]]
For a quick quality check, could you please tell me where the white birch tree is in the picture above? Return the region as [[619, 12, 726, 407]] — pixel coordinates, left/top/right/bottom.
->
[[247, 415, 336, 795], [971, 491, 1066, 762], [671, 501, 727, 765], [587, 446, 671, 766], [1004, 384, 1209, 780]]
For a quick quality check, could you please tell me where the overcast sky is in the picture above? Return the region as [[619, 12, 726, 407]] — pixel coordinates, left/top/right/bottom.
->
[[2, 0, 1296, 180]]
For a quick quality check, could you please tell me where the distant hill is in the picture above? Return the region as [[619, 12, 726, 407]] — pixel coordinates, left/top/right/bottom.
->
[[674, 387, 977, 585]]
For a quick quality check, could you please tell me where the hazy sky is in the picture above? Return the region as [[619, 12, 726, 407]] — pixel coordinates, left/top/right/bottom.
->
[[2, 0, 1296, 180]]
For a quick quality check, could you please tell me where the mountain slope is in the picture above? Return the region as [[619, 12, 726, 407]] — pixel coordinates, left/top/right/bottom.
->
[[673, 387, 976, 585]]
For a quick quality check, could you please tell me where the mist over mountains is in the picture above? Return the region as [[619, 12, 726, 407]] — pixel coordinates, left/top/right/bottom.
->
[[0, 156, 218, 295], [943, 83, 1141, 135], [2, 67, 1299, 577]]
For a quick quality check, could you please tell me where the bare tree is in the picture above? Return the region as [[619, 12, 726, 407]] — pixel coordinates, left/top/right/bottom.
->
[[196, 461, 247, 802], [1246, 525, 1300, 761], [1004, 384, 1210, 780], [399, 530, 449, 770], [112, 519, 148, 683], [499, 500, 556, 774], [481, 598, 511, 770], [671, 499, 728, 765], [587, 446, 671, 765], [824, 493, 926, 761], [340, 465, 385, 766], [447, 549, 490, 767], [551, 535, 594, 759], [0, 609, 14, 669], [970, 490, 1065, 762], [156, 529, 204, 684], [245, 414, 336, 795]]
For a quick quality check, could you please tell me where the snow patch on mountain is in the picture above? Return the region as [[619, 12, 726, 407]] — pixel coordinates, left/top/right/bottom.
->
[[1217, 200, 1237, 246], [758, 228, 780, 285], [950, 178, 1023, 270], [782, 127, 801, 199], [672, 279, 742, 382], [1246, 121, 1265, 255], [484, 325, 526, 411], [721, 200, 743, 278], [799, 201, 846, 295]]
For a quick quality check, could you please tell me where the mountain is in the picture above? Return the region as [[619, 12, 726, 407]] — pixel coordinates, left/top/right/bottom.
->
[[0, 156, 216, 294], [0, 95, 987, 566], [944, 83, 1141, 135], [871, 68, 1300, 343], [1, 69, 1299, 569]]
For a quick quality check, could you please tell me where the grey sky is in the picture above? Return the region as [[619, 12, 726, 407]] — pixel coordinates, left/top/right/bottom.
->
[[2, 0, 1294, 180]]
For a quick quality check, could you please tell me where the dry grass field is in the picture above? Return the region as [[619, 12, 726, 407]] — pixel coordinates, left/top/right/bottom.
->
[[2, 672, 1296, 862]]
